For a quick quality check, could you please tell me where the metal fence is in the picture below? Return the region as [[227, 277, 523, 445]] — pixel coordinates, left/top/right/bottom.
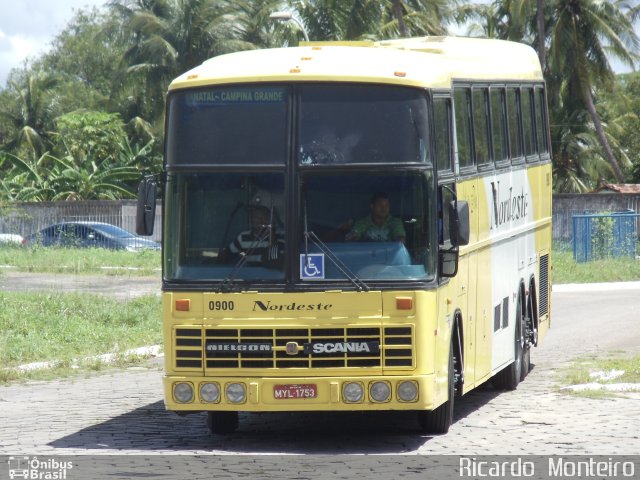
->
[[572, 212, 640, 262], [0, 201, 162, 243]]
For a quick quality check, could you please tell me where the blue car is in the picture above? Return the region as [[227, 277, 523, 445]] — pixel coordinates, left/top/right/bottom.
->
[[24, 222, 160, 252]]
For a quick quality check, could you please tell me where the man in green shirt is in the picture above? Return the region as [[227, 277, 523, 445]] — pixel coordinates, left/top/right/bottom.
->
[[346, 192, 406, 242]]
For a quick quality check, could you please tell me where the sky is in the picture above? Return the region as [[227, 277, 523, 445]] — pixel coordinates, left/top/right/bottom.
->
[[0, 0, 634, 88], [0, 0, 107, 87]]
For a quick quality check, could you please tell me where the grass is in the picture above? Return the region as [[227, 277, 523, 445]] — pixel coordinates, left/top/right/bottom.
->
[[0, 291, 162, 383], [0, 244, 160, 276], [2, 243, 640, 385], [552, 248, 640, 284], [558, 352, 640, 398]]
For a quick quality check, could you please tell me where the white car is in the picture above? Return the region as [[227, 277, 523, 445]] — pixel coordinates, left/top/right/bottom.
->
[[0, 233, 24, 245]]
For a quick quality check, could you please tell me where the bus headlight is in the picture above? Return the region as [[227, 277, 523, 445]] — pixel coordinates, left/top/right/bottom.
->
[[200, 382, 221, 403], [397, 381, 418, 402], [226, 383, 246, 404], [174, 382, 194, 403], [369, 381, 391, 402], [343, 382, 364, 403]]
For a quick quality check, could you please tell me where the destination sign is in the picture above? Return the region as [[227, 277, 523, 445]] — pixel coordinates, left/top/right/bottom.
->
[[186, 87, 286, 106]]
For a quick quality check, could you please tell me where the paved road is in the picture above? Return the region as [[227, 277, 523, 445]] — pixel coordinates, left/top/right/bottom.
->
[[0, 271, 159, 300], [1, 275, 639, 479]]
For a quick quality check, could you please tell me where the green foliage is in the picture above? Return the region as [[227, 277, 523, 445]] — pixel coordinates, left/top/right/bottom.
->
[[0, 71, 61, 158], [552, 248, 640, 284], [55, 110, 127, 161], [603, 73, 640, 183], [591, 216, 614, 260], [0, 0, 639, 199]]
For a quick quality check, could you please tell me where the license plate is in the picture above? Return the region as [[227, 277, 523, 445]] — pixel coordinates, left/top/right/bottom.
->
[[273, 384, 317, 399]]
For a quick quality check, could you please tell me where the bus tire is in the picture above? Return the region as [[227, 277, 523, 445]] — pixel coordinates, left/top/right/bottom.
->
[[497, 293, 524, 390], [521, 343, 531, 382], [207, 411, 239, 435], [418, 345, 454, 434]]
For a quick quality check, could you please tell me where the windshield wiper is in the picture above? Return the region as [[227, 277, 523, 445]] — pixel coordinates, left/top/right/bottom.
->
[[301, 201, 368, 292], [302, 231, 370, 292], [216, 224, 272, 293]]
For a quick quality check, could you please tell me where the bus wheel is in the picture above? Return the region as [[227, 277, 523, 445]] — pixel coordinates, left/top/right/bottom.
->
[[418, 345, 454, 434], [498, 293, 524, 390], [520, 292, 532, 381], [521, 342, 531, 382], [207, 411, 239, 435]]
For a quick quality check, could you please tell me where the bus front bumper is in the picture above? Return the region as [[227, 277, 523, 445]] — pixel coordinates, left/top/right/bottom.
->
[[163, 374, 439, 412]]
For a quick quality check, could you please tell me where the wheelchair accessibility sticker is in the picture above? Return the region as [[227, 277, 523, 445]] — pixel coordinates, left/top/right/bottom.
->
[[300, 254, 325, 280]]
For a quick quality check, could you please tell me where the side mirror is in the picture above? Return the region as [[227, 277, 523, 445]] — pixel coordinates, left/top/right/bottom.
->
[[449, 200, 470, 247], [136, 177, 157, 236]]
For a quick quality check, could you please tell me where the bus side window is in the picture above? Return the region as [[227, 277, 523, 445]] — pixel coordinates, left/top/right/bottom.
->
[[521, 86, 536, 159], [490, 86, 509, 165], [535, 86, 548, 155], [473, 86, 491, 168], [506, 87, 523, 161], [438, 184, 455, 245], [454, 87, 474, 170], [434, 97, 453, 175]]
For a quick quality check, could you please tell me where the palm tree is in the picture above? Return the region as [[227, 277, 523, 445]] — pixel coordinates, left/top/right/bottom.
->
[[384, 0, 454, 37], [293, 0, 384, 41], [463, 2, 507, 38], [0, 72, 60, 159], [110, 0, 240, 121], [547, 0, 640, 182], [232, 0, 293, 47]]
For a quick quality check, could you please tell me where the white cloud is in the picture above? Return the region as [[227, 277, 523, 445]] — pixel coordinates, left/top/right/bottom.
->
[[0, 0, 107, 87]]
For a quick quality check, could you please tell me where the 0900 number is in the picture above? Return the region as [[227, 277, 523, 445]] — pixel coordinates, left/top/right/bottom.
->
[[209, 300, 234, 311]]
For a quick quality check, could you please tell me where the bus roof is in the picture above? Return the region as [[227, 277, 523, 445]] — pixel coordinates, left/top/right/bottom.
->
[[168, 36, 542, 91]]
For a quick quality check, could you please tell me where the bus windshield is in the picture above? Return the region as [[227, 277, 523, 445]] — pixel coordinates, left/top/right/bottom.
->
[[298, 84, 430, 165], [166, 84, 429, 166], [163, 170, 436, 283], [163, 83, 436, 285], [300, 171, 436, 282]]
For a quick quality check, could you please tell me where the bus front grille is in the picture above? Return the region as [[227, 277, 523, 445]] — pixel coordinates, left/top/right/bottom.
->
[[173, 326, 414, 370]]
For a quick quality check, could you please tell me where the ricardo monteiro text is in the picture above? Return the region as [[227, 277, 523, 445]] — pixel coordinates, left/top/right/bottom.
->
[[459, 457, 635, 477], [548, 457, 635, 477], [459, 458, 535, 477]]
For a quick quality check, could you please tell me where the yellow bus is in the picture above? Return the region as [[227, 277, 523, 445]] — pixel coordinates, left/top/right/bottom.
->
[[137, 36, 552, 434]]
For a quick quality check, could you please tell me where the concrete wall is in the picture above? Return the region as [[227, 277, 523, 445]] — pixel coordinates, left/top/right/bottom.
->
[[552, 194, 640, 242]]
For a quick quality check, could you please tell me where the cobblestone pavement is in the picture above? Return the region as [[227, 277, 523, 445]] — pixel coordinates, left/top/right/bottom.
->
[[1, 281, 639, 458]]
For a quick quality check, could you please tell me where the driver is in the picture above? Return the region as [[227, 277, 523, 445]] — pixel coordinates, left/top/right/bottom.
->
[[224, 206, 284, 266], [346, 192, 406, 242]]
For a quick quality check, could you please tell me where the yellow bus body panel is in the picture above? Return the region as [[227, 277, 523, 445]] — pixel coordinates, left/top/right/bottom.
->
[[162, 289, 457, 412]]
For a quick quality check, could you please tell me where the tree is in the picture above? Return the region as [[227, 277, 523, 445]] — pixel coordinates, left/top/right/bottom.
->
[[547, 0, 640, 182], [231, 0, 293, 47], [54, 110, 128, 163], [110, 0, 241, 122], [293, 0, 384, 41], [42, 8, 127, 102], [384, 0, 454, 38], [0, 71, 60, 159], [603, 73, 640, 183]]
